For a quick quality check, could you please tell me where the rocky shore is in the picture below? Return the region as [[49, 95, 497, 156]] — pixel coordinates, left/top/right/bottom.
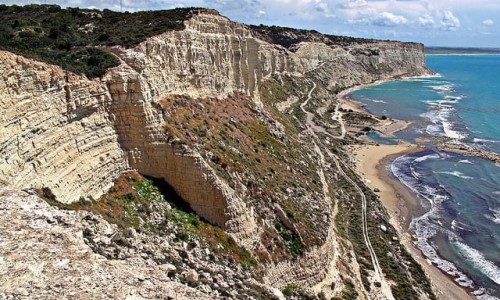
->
[[437, 143, 500, 164]]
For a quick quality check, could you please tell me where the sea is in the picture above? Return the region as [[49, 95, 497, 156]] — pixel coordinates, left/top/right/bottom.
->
[[350, 54, 500, 299]]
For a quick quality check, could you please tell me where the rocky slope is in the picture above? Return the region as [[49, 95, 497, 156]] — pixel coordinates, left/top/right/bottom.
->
[[0, 6, 434, 300]]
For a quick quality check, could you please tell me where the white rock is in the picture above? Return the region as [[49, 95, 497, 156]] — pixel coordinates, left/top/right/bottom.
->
[[271, 288, 286, 300], [186, 270, 199, 285], [159, 264, 176, 273]]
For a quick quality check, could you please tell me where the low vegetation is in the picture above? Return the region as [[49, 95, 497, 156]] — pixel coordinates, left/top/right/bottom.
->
[[38, 171, 256, 269], [160, 91, 328, 260], [0, 4, 202, 77], [334, 165, 436, 299], [250, 24, 378, 51]]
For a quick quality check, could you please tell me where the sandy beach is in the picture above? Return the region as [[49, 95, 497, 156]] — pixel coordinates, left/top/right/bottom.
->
[[352, 144, 474, 300], [338, 81, 413, 138]]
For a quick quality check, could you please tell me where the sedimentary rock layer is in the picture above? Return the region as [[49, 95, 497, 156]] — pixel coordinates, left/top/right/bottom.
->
[[0, 52, 128, 203]]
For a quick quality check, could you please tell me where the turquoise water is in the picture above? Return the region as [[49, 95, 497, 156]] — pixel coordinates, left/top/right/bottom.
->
[[366, 132, 399, 145], [351, 55, 500, 299]]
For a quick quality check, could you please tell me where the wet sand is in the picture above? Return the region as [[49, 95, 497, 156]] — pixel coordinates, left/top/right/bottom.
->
[[352, 144, 474, 300]]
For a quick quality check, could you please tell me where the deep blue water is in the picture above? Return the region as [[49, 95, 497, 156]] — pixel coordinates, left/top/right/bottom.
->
[[351, 55, 500, 299]]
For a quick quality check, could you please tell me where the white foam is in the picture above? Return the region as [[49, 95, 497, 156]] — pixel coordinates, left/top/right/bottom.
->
[[459, 159, 474, 164], [414, 153, 441, 162], [410, 165, 420, 179], [443, 119, 468, 140], [444, 95, 463, 101], [476, 294, 500, 300], [431, 84, 455, 93], [485, 207, 500, 225], [421, 105, 467, 140], [474, 138, 500, 143], [451, 219, 473, 232], [436, 170, 474, 179], [413, 73, 443, 79], [412, 220, 475, 288], [454, 241, 500, 285], [391, 155, 478, 289], [371, 99, 387, 103]]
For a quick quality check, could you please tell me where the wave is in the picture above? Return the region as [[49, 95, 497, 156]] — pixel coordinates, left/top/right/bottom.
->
[[436, 171, 474, 179], [453, 240, 500, 286], [424, 96, 461, 106], [414, 153, 442, 163], [451, 219, 474, 232], [371, 99, 387, 103], [443, 119, 467, 140], [459, 159, 474, 164], [485, 207, 500, 225], [430, 84, 455, 93], [444, 95, 463, 101], [413, 73, 443, 79], [474, 138, 500, 143], [410, 165, 420, 179], [476, 294, 500, 300], [391, 154, 478, 289], [421, 107, 468, 140]]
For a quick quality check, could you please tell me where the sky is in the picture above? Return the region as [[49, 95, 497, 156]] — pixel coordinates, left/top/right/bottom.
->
[[2, 0, 500, 47]]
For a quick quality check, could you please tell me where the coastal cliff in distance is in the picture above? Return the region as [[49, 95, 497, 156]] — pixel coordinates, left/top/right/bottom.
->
[[0, 5, 434, 300]]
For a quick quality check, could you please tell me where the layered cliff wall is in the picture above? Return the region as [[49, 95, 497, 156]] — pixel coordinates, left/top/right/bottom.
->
[[104, 68, 258, 238], [116, 12, 299, 106], [0, 52, 128, 203]]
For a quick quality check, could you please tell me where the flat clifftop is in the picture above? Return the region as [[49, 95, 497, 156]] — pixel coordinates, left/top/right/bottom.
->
[[0, 5, 213, 77], [0, 5, 435, 300], [249, 24, 379, 50]]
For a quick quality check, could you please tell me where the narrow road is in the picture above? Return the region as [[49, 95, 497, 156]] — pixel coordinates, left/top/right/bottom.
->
[[300, 81, 394, 299], [331, 102, 346, 139]]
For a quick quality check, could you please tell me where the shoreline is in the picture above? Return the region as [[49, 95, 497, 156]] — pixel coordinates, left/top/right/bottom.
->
[[351, 144, 474, 300], [337, 79, 415, 139], [338, 78, 475, 300]]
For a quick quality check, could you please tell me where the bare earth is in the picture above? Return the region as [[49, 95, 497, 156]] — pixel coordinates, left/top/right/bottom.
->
[[351, 144, 474, 300]]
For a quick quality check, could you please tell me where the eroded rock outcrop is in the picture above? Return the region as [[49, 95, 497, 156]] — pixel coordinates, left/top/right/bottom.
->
[[0, 52, 128, 203], [0, 185, 211, 299]]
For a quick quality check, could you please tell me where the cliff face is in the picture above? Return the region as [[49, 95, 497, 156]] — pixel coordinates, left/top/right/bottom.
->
[[0, 52, 128, 203], [115, 12, 299, 105], [0, 8, 432, 300]]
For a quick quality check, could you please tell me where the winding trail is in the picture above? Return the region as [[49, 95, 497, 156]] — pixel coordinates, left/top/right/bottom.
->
[[300, 80, 394, 299], [331, 102, 346, 139]]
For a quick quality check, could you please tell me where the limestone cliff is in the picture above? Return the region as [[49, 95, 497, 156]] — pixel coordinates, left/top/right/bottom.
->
[[0, 52, 128, 203], [0, 7, 434, 300]]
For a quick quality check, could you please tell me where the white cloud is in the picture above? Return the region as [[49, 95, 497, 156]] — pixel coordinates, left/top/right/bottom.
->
[[375, 12, 408, 26], [483, 19, 494, 26], [418, 14, 435, 27], [440, 10, 460, 31], [352, 11, 408, 27], [339, 0, 367, 9], [315, 0, 334, 18]]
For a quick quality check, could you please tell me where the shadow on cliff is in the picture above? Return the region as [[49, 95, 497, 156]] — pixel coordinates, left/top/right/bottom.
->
[[143, 175, 198, 215]]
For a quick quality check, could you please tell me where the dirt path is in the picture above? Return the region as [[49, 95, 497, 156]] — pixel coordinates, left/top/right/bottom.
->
[[300, 81, 395, 299]]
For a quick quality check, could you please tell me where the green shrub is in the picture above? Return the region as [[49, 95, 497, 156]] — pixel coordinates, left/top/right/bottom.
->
[[41, 186, 56, 200], [0, 4, 200, 77]]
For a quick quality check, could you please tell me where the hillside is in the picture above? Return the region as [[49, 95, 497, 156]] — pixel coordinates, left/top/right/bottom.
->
[[0, 5, 435, 300], [0, 4, 206, 77]]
